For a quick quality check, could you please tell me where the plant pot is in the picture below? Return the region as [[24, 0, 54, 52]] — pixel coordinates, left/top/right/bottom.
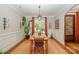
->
[[50, 34, 53, 39], [26, 35, 30, 39], [50, 36, 53, 39]]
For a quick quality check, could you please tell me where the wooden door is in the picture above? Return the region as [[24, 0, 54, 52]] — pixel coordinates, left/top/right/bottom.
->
[[65, 15, 75, 42]]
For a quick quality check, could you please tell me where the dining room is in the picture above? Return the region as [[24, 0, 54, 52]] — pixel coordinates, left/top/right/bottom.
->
[[0, 4, 77, 54]]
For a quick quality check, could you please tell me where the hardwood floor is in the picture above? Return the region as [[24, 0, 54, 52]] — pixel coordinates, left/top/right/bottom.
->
[[10, 39, 30, 54], [48, 39, 68, 54], [10, 39, 69, 54], [65, 42, 79, 54]]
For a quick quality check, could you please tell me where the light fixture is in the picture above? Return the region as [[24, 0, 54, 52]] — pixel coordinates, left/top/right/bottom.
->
[[38, 5, 41, 20]]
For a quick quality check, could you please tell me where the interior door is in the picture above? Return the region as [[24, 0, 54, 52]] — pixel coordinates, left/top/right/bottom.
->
[[65, 15, 75, 42]]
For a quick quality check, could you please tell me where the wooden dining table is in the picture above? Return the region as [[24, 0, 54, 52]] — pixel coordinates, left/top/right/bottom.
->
[[29, 34, 48, 54]]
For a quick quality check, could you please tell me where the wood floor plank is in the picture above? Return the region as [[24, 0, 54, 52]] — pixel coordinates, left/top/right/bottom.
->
[[10, 39, 68, 54], [65, 42, 79, 54], [48, 39, 68, 54], [10, 40, 30, 54]]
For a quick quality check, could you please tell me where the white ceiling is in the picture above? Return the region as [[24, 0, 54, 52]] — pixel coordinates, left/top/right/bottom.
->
[[69, 5, 79, 12], [8, 4, 75, 16]]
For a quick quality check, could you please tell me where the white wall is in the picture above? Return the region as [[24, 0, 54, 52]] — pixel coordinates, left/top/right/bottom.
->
[[0, 5, 24, 51], [51, 5, 75, 45], [52, 15, 65, 44], [47, 16, 54, 37]]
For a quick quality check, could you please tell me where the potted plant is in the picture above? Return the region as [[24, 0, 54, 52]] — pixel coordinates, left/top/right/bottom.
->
[[22, 16, 30, 39], [50, 33, 53, 39], [0, 49, 9, 54], [22, 16, 26, 26]]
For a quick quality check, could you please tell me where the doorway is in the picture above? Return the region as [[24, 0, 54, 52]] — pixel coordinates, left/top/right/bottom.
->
[[64, 5, 79, 53], [34, 17, 45, 34], [65, 15, 75, 42], [32, 17, 47, 35], [64, 15, 79, 53]]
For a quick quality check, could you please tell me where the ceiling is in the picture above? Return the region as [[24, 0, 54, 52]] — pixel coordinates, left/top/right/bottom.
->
[[69, 5, 79, 12], [8, 4, 75, 16]]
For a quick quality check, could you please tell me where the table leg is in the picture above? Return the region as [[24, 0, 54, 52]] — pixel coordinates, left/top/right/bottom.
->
[[30, 40, 32, 54], [46, 40, 48, 54]]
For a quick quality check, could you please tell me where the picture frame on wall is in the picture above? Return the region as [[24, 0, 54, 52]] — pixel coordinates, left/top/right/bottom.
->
[[55, 19, 59, 29], [3, 17, 9, 30]]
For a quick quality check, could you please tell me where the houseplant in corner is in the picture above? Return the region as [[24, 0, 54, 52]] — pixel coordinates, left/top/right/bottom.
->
[[0, 49, 9, 54], [22, 16, 30, 39]]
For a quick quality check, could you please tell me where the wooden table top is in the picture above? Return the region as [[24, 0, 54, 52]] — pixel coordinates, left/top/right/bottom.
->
[[30, 34, 48, 41]]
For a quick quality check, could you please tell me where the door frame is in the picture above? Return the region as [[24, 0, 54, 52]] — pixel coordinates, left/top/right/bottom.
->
[[32, 17, 48, 36]]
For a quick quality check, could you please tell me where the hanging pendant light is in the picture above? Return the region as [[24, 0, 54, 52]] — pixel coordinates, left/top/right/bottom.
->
[[38, 5, 41, 20]]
